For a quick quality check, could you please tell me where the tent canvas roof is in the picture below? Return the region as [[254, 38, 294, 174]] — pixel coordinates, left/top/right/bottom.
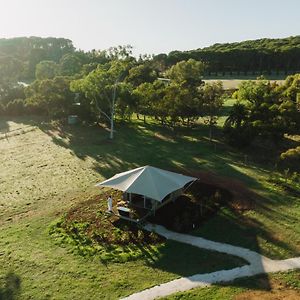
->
[[96, 166, 197, 202]]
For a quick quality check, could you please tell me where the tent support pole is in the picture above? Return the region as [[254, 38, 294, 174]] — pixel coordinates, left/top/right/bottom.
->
[[183, 179, 198, 193]]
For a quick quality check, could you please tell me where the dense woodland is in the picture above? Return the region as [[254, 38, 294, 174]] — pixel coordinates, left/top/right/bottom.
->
[[0, 36, 300, 170], [162, 36, 300, 75]]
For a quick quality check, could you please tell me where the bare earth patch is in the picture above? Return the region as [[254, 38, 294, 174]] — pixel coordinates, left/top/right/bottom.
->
[[235, 290, 300, 300], [235, 274, 300, 300]]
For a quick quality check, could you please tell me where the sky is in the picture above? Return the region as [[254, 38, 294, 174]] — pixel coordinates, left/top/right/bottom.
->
[[0, 0, 299, 55]]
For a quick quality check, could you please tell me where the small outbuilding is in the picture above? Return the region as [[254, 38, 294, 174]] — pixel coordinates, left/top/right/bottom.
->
[[96, 166, 197, 223]]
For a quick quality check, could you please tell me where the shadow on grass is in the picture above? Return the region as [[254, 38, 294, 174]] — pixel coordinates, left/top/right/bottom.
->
[[26, 117, 269, 188], [0, 118, 9, 134], [193, 207, 300, 259], [8, 116, 298, 292], [0, 272, 21, 300], [140, 240, 248, 278], [16, 117, 298, 240]]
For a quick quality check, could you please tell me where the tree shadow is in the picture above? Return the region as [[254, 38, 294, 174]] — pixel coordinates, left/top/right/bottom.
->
[[33, 119, 271, 191], [0, 272, 21, 300], [142, 240, 248, 278], [8, 116, 299, 293], [193, 207, 300, 259], [0, 117, 9, 134]]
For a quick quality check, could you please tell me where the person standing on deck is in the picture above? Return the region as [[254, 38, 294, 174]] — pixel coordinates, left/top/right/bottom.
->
[[107, 195, 113, 212]]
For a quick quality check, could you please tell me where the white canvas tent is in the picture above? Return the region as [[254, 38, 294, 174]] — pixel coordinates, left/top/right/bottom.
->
[[96, 165, 197, 202]]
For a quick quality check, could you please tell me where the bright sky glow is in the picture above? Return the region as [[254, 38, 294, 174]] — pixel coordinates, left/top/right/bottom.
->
[[0, 0, 299, 55]]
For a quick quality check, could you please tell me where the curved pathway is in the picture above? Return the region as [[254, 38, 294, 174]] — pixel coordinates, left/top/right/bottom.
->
[[122, 223, 300, 300]]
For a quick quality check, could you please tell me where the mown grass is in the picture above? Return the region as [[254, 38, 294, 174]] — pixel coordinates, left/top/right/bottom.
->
[[0, 117, 247, 299], [161, 270, 300, 299], [0, 213, 245, 299], [192, 207, 300, 259], [0, 109, 299, 299], [204, 78, 285, 90]]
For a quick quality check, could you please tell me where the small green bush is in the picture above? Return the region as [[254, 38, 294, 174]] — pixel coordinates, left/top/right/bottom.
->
[[49, 217, 163, 263]]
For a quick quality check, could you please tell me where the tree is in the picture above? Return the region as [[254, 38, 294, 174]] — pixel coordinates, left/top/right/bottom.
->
[[234, 79, 286, 142], [201, 82, 224, 141], [158, 36, 300, 75], [5, 99, 26, 116], [0, 56, 24, 107], [106, 45, 134, 61], [25, 76, 73, 116], [133, 80, 165, 123], [59, 52, 87, 76], [280, 146, 300, 172], [166, 59, 205, 85], [0, 37, 74, 80], [224, 102, 248, 129], [160, 59, 206, 127], [115, 82, 135, 120], [126, 63, 157, 87], [132, 82, 154, 122], [35, 60, 58, 80], [225, 76, 300, 147], [70, 60, 129, 139], [223, 102, 254, 147]]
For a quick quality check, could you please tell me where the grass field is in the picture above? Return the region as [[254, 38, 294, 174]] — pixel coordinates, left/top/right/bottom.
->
[[204, 79, 284, 90], [203, 72, 287, 89], [0, 117, 246, 299], [0, 105, 299, 299], [161, 270, 300, 299]]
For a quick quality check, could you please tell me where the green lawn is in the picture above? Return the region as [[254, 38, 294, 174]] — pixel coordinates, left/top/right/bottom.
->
[[0, 114, 299, 299], [0, 117, 246, 299], [161, 270, 300, 299], [0, 213, 245, 300], [204, 79, 284, 90]]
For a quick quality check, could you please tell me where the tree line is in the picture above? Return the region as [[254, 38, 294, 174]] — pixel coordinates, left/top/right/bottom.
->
[[224, 74, 300, 170], [224, 74, 300, 146], [0, 36, 299, 167], [155, 36, 300, 75], [1, 55, 224, 136]]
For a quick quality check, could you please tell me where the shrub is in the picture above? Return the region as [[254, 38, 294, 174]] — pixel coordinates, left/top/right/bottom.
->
[[137, 230, 144, 241], [25, 101, 47, 115], [0, 103, 4, 115], [281, 146, 300, 161], [5, 99, 26, 116], [291, 172, 300, 183], [280, 147, 300, 172]]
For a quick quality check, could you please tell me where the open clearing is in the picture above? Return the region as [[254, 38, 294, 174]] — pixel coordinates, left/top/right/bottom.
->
[[204, 79, 284, 90], [0, 111, 299, 299]]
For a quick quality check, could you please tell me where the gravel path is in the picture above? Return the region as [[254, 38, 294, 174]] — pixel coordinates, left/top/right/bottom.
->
[[122, 223, 300, 300]]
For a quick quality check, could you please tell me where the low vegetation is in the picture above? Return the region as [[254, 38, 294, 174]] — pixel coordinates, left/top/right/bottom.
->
[[161, 270, 300, 299], [49, 190, 164, 262]]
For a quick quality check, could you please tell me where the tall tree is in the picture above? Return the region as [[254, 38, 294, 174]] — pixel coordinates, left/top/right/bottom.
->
[[166, 58, 205, 85], [126, 63, 157, 87], [59, 52, 88, 76], [25, 76, 73, 116], [35, 60, 58, 80], [201, 81, 224, 141], [70, 60, 130, 139]]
